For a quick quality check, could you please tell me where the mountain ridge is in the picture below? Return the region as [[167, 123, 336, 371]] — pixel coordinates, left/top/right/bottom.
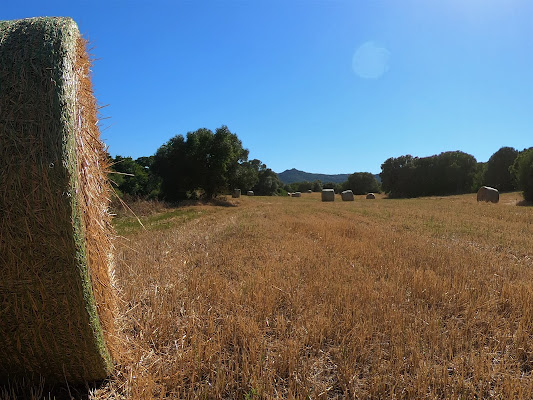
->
[[277, 168, 381, 184]]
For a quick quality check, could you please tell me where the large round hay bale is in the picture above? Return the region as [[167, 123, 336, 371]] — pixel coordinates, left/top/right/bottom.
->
[[0, 17, 116, 383], [322, 189, 335, 202], [341, 190, 354, 201], [247, 190, 254, 196], [477, 186, 499, 203], [232, 189, 241, 198], [366, 193, 376, 199], [292, 192, 302, 197]]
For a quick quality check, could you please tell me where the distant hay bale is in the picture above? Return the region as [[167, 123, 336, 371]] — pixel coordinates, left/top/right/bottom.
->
[[477, 186, 499, 203], [341, 190, 354, 201], [307, 190, 312, 193], [232, 189, 241, 198], [292, 192, 301, 197], [247, 191, 254, 196], [366, 193, 376, 199], [322, 189, 335, 202], [0, 17, 116, 383]]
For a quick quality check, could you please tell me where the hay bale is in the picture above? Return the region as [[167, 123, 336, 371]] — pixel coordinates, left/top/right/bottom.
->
[[322, 189, 335, 202], [247, 190, 254, 196], [366, 193, 376, 199], [232, 189, 241, 198], [477, 186, 499, 203], [0, 17, 115, 383], [341, 190, 354, 201], [307, 190, 312, 193], [292, 192, 301, 197]]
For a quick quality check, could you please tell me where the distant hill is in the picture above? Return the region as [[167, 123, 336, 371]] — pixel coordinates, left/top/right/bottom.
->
[[277, 168, 381, 184]]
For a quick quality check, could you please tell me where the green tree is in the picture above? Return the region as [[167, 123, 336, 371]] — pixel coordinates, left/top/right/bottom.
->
[[152, 126, 249, 201], [295, 181, 312, 192], [484, 146, 519, 192], [231, 159, 260, 192], [254, 168, 282, 195], [510, 147, 533, 202], [471, 162, 487, 192], [152, 134, 189, 200], [380, 155, 415, 198], [111, 155, 160, 198], [380, 151, 477, 198], [342, 172, 380, 195], [312, 180, 323, 192]]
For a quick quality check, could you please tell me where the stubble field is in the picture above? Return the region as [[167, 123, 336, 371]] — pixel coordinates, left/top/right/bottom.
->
[[94, 192, 533, 399]]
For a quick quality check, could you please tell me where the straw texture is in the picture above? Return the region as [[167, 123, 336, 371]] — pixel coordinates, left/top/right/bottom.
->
[[0, 17, 115, 383]]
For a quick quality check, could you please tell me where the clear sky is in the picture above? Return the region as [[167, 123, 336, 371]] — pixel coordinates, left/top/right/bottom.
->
[[3, 1, 532, 174]]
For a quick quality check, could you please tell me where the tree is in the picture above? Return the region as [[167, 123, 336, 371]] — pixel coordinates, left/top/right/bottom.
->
[[471, 162, 487, 192], [254, 168, 282, 195], [111, 155, 160, 199], [231, 159, 260, 192], [484, 147, 519, 192], [152, 126, 249, 201], [151, 134, 190, 200], [312, 180, 323, 192], [379, 151, 477, 198], [342, 172, 380, 195], [510, 147, 533, 202], [380, 155, 415, 198]]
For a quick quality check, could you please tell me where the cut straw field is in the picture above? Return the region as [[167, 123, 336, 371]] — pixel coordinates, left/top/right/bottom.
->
[[85, 192, 533, 399]]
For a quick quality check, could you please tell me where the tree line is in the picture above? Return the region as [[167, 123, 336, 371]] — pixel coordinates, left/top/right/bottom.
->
[[380, 147, 533, 201], [109, 126, 533, 203]]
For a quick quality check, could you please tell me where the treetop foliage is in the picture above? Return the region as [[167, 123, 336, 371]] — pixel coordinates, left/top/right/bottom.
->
[[380, 151, 477, 198], [510, 147, 533, 202], [342, 172, 381, 195], [483, 146, 519, 192]]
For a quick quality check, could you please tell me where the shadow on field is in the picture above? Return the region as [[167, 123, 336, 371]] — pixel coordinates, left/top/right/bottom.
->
[[0, 379, 105, 400], [517, 199, 533, 207]]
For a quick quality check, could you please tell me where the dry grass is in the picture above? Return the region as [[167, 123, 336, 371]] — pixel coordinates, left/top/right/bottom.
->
[[87, 192, 533, 399], [5, 192, 533, 398]]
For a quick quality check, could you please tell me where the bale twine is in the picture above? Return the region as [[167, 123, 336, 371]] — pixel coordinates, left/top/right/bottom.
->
[[366, 193, 376, 199], [322, 189, 335, 202], [232, 189, 241, 198], [341, 190, 354, 201], [247, 191, 254, 196], [0, 17, 116, 383]]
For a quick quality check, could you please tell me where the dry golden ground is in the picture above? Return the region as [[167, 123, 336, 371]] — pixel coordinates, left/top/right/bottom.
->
[[5, 192, 532, 399], [88, 192, 533, 399]]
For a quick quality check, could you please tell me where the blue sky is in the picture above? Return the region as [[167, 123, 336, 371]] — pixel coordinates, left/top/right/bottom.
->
[[3, 1, 532, 174]]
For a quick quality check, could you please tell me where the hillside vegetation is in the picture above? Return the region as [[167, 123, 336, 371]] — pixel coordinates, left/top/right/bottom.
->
[[91, 192, 533, 399]]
